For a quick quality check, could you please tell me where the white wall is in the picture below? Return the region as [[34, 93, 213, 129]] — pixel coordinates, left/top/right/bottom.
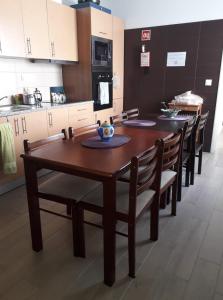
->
[[0, 59, 62, 105], [211, 52, 223, 152], [108, 0, 223, 29]]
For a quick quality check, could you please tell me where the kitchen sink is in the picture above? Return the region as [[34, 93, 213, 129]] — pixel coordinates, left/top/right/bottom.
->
[[0, 105, 33, 113]]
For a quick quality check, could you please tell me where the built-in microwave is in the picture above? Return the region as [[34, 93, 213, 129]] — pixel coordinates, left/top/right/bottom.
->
[[92, 36, 112, 68]]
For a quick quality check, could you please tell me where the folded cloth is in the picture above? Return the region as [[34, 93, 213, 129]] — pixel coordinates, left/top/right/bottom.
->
[[0, 123, 17, 174], [98, 82, 109, 105]]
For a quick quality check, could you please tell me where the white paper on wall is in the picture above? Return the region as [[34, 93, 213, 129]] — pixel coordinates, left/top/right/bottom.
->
[[167, 52, 187, 67]]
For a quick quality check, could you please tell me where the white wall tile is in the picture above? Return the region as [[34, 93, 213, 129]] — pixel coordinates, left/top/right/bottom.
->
[[0, 58, 63, 104]]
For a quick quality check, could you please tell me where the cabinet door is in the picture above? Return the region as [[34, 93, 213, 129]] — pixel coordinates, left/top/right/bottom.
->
[[113, 98, 123, 116], [68, 103, 94, 129], [20, 111, 48, 142], [91, 8, 112, 40], [47, 1, 78, 61], [47, 108, 69, 136], [113, 17, 124, 100], [22, 0, 50, 59], [95, 108, 113, 124], [0, 0, 25, 58]]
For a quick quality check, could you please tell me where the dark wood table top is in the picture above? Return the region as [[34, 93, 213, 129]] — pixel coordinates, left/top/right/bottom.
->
[[143, 113, 191, 133], [22, 126, 173, 179]]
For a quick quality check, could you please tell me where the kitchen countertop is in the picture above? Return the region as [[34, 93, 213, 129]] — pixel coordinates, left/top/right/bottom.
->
[[0, 101, 94, 117]]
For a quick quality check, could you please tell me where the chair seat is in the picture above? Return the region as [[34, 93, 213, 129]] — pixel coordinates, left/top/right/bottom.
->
[[161, 170, 177, 189], [119, 166, 145, 182], [79, 181, 156, 217], [39, 172, 100, 202]]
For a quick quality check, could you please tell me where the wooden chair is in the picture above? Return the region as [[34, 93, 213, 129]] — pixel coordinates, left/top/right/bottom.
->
[[75, 141, 163, 278], [177, 117, 197, 202], [68, 123, 99, 139], [159, 130, 183, 214], [110, 112, 128, 125], [124, 108, 140, 120], [23, 129, 100, 257], [119, 130, 183, 214], [191, 111, 209, 183]]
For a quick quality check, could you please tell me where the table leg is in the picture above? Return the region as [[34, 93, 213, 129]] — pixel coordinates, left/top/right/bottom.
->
[[103, 178, 116, 286], [24, 160, 43, 252]]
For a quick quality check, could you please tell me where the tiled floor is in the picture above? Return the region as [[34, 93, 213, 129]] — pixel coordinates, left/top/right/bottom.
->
[[1, 132, 223, 300]]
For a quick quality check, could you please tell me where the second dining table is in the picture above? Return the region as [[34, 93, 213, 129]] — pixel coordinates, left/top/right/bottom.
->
[[22, 126, 174, 286]]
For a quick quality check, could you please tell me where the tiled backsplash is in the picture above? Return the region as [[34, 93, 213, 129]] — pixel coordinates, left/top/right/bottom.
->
[[0, 58, 63, 105]]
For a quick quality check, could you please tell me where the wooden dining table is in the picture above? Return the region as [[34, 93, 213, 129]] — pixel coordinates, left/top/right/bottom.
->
[[22, 126, 174, 286]]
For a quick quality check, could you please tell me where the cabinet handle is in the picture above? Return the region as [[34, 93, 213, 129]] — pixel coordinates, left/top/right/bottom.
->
[[14, 118, 19, 136], [21, 117, 27, 134], [78, 118, 88, 122], [0, 40, 2, 54], [51, 42, 55, 57], [77, 108, 87, 112], [48, 113, 53, 127], [26, 38, 31, 55], [99, 31, 107, 35]]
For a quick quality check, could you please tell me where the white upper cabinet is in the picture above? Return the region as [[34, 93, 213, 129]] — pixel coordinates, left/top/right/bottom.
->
[[47, 1, 78, 61], [21, 0, 50, 59], [0, 0, 25, 57]]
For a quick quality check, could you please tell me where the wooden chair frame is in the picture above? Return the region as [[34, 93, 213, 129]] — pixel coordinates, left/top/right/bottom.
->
[[124, 108, 140, 120], [110, 112, 128, 125], [75, 140, 163, 278]]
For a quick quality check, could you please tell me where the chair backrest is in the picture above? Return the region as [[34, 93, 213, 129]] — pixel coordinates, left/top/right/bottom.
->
[[128, 140, 163, 219], [23, 129, 67, 153], [110, 112, 128, 125], [183, 117, 197, 152], [162, 130, 183, 172], [124, 108, 140, 120], [197, 111, 209, 146], [68, 124, 99, 139]]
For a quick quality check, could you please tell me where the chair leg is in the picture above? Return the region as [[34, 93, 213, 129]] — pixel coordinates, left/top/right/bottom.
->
[[166, 187, 171, 205], [190, 153, 195, 185], [198, 149, 203, 174], [185, 160, 190, 187], [177, 164, 182, 202], [67, 204, 72, 216], [128, 224, 136, 278], [172, 181, 177, 216], [160, 192, 166, 209], [150, 196, 159, 241], [72, 204, 86, 258]]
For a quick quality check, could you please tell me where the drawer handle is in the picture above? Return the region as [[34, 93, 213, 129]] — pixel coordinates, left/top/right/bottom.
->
[[14, 118, 19, 136], [21, 117, 27, 134], [77, 108, 87, 112], [99, 32, 107, 35], [78, 118, 88, 122]]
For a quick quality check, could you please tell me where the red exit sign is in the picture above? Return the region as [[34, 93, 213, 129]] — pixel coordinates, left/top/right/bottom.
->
[[141, 30, 151, 41]]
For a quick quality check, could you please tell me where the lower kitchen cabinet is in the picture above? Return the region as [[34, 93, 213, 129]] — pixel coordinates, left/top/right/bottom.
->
[[0, 111, 48, 186], [113, 98, 123, 116], [47, 107, 69, 136], [68, 102, 94, 129], [95, 108, 113, 124]]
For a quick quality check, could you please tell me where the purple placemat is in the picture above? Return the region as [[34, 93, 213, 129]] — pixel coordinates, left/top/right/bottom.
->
[[81, 134, 131, 149], [158, 115, 190, 121], [123, 120, 156, 127]]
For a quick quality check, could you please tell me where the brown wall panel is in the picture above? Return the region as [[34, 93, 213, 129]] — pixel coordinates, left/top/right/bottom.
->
[[124, 19, 223, 152]]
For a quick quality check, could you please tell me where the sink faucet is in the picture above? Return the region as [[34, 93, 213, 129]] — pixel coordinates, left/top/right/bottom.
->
[[0, 96, 8, 102]]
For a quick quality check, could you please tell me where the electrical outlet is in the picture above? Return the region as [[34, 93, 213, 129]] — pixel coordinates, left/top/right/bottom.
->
[[205, 79, 213, 86]]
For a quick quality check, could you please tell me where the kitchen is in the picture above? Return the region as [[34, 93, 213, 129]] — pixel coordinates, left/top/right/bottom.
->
[[1, 0, 223, 299]]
